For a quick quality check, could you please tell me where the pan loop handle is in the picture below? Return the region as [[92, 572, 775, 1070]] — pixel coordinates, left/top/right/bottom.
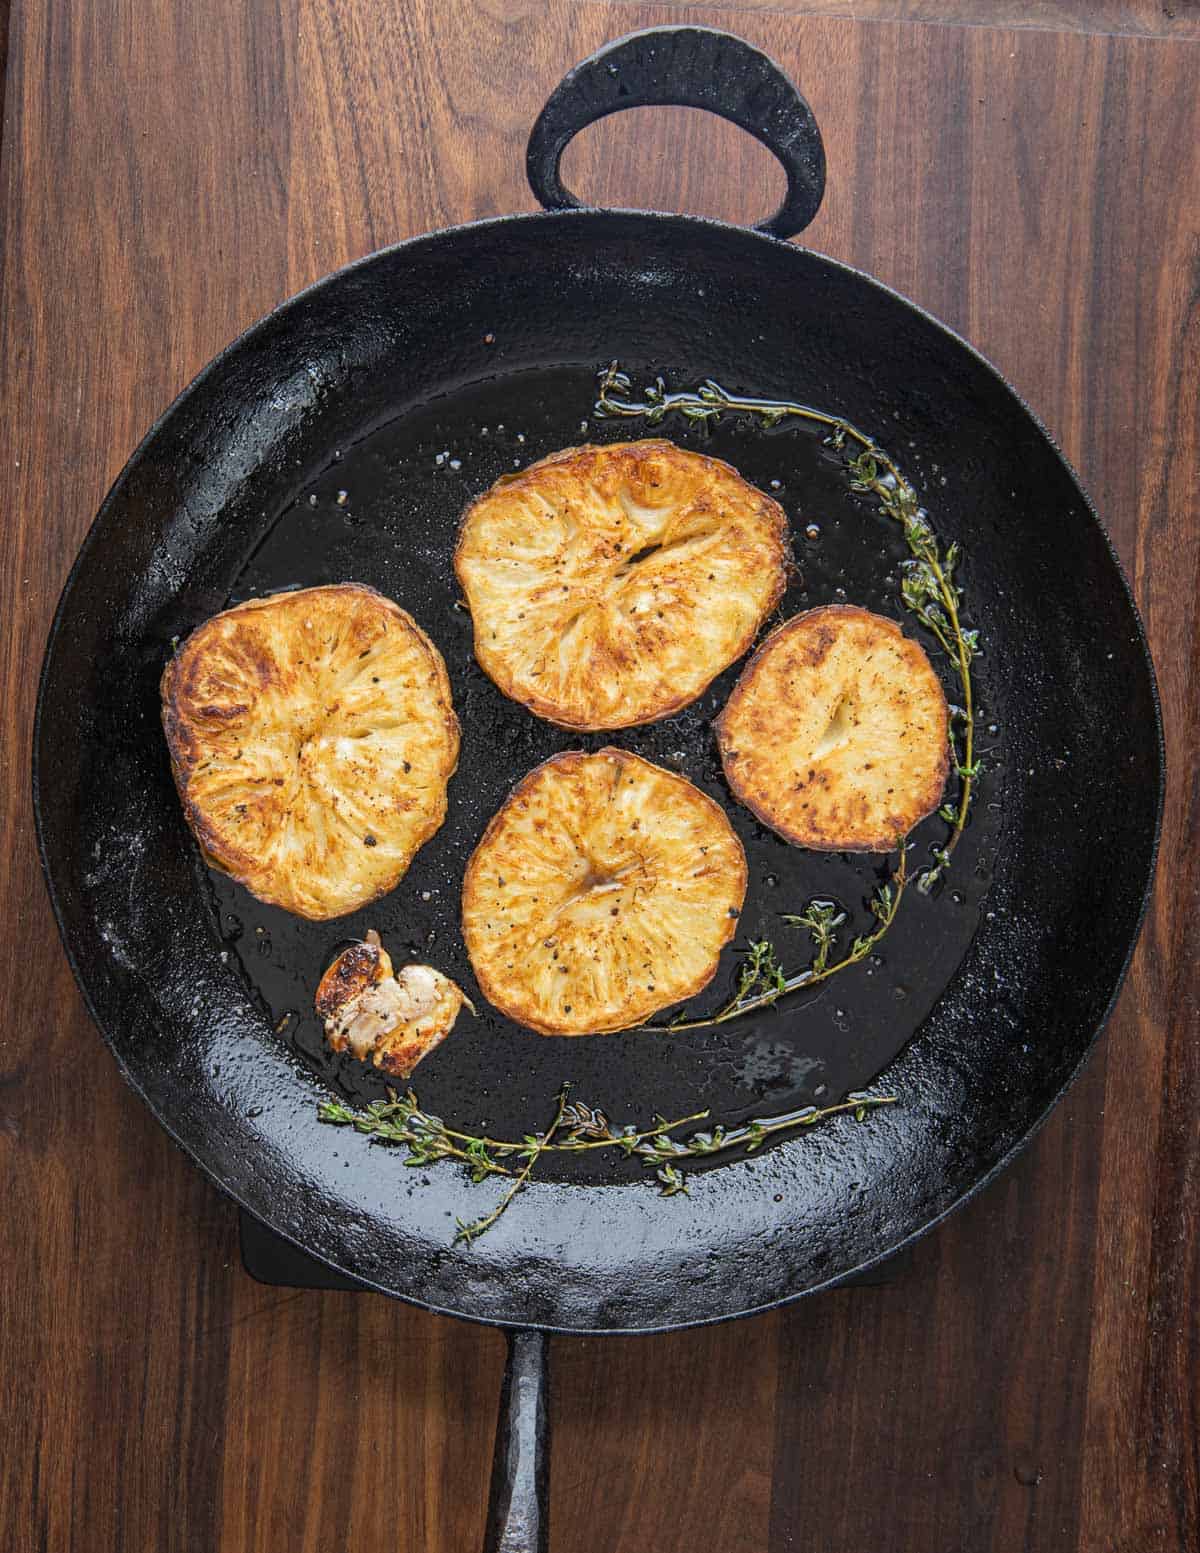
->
[[526, 26, 826, 240]]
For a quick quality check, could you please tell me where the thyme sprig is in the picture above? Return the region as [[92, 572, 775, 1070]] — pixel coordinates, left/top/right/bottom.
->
[[650, 842, 907, 1031], [319, 1086, 897, 1240], [595, 365, 980, 893], [844, 448, 978, 891]]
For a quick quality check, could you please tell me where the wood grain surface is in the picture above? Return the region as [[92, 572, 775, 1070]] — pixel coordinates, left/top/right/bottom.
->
[[0, 2, 1197, 1550], [0, 4, 10, 132], [602, 0, 1200, 40]]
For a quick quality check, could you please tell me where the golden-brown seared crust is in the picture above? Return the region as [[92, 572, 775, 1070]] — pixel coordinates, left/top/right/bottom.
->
[[315, 940, 383, 1020], [453, 440, 789, 730], [461, 748, 747, 1035], [716, 605, 949, 852], [161, 584, 459, 920]]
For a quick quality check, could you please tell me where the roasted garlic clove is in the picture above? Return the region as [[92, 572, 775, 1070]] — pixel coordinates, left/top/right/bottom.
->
[[315, 930, 471, 1077]]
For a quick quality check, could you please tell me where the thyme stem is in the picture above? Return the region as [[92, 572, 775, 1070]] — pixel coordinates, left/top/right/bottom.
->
[[932, 549, 975, 865]]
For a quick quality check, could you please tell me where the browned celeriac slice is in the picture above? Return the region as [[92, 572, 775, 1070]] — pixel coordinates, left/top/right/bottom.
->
[[161, 584, 459, 920], [461, 748, 746, 1035], [716, 605, 949, 852], [453, 440, 789, 729]]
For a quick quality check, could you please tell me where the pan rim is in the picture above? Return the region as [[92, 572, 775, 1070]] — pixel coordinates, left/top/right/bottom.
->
[[33, 206, 1165, 1332]]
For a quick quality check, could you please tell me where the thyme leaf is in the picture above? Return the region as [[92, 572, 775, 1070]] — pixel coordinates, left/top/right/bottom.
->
[[735, 939, 788, 1004], [781, 900, 847, 973]]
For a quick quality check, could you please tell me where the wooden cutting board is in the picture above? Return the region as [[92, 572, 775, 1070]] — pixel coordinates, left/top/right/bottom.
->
[[0, 2, 1196, 1549]]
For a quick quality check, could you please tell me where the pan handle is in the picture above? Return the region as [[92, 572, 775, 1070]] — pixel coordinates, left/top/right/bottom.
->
[[526, 25, 825, 240], [483, 1329, 551, 1553]]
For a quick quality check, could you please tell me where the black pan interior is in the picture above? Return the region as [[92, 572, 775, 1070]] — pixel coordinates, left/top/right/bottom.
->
[[34, 213, 1161, 1330]]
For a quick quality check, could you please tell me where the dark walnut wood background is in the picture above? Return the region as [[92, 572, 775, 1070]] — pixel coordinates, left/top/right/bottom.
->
[[1, 1, 1197, 1549]]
